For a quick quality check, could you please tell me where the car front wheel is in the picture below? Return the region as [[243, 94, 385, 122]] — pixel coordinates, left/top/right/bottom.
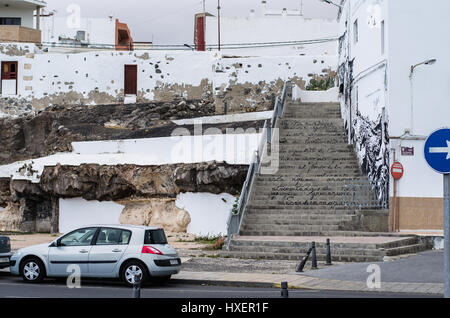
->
[[20, 257, 45, 283]]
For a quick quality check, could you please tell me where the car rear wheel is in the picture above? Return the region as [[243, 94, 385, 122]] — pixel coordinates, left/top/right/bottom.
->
[[20, 257, 45, 283], [121, 261, 148, 288]]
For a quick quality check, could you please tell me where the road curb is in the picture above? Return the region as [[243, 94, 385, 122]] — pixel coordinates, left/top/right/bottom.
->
[[171, 278, 276, 289]]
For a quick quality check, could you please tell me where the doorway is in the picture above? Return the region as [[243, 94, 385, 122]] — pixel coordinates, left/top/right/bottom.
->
[[1, 61, 18, 95], [124, 65, 137, 95]]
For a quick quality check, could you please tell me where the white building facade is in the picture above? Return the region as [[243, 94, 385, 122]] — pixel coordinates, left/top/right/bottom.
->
[[194, 1, 339, 56], [338, 0, 450, 231]]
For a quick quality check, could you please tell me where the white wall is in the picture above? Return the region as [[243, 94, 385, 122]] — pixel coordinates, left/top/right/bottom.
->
[[1, 50, 216, 103], [386, 0, 450, 198], [40, 16, 116, 46], [59, 193, 235, 237], [338, 0, 388, 121], [1, 6, 34, 28], [175, 192, 235, 236], [340, 0, 450, 200], [0, 47, 338, 111], [205, 16, 338, 56], [59, 198, 124, 234]]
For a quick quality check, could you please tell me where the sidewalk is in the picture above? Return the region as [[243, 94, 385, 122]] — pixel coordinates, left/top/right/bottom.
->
[[172, 270, 444, 295], [175, 250, 445, 296]]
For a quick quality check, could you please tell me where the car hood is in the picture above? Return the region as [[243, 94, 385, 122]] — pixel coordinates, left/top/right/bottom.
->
[[15, 243, 51, 255]]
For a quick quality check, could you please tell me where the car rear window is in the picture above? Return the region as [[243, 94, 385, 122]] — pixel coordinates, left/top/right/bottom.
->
[[144, 229, 168, 245]]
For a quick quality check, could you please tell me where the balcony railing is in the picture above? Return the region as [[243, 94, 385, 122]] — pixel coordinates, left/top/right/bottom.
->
[[0, 26, 41, 43]]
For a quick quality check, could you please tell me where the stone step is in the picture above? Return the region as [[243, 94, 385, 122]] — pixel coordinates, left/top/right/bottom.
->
[[226, 246, 384, 257], [253, 184, 364, 191], [384, 243, 428, 256], [255, 173, 363, 178], [241, 224, 342, 231], [228, 237, 420, 250], [242, 216, 355, 222], [220, 251, 383, 262], [245, 205, 354, 211], [279, 137, 348, 144], [251, 191, 350, 197], [241, 219, 353, 226], [282, 114, 342, 119], [282, 111, 341, 117], [277, 144, 353, 150], [277, 153, 356, 159], [250, 193, 349, 201], [274, 165, 360, 171], [255, 176, 366, 182], [239, 230, 344, 236]]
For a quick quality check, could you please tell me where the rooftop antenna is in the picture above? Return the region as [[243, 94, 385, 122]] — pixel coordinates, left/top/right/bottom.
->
[[300, 0, 304, 16]]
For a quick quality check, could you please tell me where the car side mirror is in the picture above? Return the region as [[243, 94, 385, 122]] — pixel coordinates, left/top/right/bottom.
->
[[50, 239, 61, 247]]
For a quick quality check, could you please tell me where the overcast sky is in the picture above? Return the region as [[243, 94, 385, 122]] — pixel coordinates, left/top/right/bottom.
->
[[44, 0, 338, 44]]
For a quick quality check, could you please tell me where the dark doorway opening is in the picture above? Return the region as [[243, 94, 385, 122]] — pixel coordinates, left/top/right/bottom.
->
[[124, 65, 137, 95]]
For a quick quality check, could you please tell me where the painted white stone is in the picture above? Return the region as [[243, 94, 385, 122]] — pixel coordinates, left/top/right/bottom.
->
[[0, 132, 261, 183], [59, 198, 124, 234], [175, 192, 236, 237], [292, 86, 339, 103], [172, 111, 273, 126], [0, 80, 17, 96]]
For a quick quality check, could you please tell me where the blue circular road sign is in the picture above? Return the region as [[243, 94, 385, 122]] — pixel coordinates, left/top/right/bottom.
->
[[424, 128, 450, 174]]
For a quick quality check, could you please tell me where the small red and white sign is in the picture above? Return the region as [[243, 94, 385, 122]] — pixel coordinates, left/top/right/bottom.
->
[[391, 162, 404, 180]]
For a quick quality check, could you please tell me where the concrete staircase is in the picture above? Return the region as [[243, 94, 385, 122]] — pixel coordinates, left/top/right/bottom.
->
[[223, 101, 428, 262]]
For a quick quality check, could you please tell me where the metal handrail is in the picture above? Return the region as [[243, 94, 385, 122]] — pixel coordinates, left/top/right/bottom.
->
[[343, 180, 389, 210], [225, 81, 291, 250]]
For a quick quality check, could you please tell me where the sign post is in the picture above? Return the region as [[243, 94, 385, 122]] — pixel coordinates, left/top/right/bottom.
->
[[444, 173, 449, 298], [390, 162, 404, 231], [424, 128, 450, 298]]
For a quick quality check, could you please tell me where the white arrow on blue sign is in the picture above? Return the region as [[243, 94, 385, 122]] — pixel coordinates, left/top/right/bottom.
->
[[424, 128, 450, 174]]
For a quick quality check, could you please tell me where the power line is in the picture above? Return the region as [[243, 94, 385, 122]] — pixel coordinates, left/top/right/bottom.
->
[[40, 37, 338, 51]]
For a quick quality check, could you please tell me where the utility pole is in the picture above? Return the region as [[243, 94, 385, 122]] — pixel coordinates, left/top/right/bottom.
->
[[217, 0, 221, 51]]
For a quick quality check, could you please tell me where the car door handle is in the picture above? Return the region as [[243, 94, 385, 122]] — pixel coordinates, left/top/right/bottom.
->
[[112, 249, 122, 253], [79, 249, 89, 254]]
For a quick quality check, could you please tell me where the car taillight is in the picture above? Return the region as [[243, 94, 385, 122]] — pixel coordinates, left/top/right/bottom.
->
[[141, 246, 163, 255]]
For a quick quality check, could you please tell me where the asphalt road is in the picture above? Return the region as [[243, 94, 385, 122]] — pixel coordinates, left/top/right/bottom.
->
[[303, 250, 444, 283], [0, 271, 439, 298]]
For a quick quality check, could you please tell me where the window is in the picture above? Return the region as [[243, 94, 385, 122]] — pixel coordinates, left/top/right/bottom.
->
[[381, 20, 385, 55], [0, 17, 21, 25], [96, 228, 132, 245], [353, 19, 359, 44], [59, 228, 98, 246], [144, 229, 168, 245], [76, 30, 86, 41]]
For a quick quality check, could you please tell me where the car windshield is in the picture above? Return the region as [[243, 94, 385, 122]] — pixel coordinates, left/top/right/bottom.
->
[[144, 229, 168, 245]]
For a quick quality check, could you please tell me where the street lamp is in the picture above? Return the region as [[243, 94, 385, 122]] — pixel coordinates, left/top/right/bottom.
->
[[410, 59, 437, 78], [409, 58, 437, 134]]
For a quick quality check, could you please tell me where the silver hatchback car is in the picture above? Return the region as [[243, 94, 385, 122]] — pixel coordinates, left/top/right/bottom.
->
[[9, 225, 181, 287]]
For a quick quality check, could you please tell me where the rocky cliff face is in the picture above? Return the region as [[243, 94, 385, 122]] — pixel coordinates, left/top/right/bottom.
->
[[0, 99, 215, 165], [0, 162, 247, 233]]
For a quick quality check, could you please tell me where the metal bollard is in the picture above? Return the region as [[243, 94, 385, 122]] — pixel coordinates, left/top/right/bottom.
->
[[325, 238, 333, 266], [311, 242, 318, 270], [296, 247, 313, 272], [132, 274, 141, 298], [281, 282, 289, 298]]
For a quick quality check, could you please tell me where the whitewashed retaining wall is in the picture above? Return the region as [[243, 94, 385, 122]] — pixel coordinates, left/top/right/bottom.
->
[[58, 193, 235, 236]]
